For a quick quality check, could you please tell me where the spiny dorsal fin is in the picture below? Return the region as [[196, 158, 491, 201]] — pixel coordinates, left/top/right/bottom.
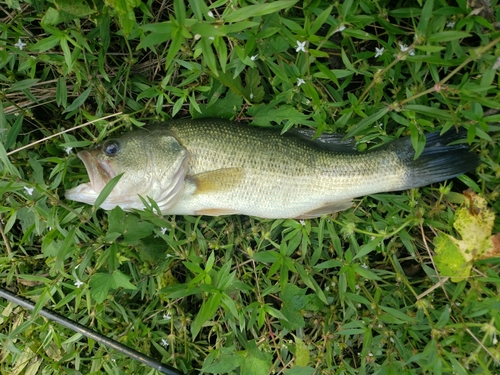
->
[[289, 128, 358, 153]]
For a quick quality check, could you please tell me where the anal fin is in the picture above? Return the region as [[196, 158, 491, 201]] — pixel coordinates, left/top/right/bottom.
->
[[195, 208, 241, 216], [295, 200, 353, 219]]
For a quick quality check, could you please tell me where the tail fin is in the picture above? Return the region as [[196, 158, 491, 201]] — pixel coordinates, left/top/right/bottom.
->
[[391, 129, 481, 189]]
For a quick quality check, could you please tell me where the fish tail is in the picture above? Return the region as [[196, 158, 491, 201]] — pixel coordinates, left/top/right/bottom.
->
[[392, 129, 481, 189]]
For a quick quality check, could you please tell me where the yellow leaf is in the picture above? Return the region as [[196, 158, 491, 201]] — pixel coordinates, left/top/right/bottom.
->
[[434, 190, 499, 282]]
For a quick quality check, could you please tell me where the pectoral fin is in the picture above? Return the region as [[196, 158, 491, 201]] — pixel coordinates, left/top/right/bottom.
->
[[295, 200, 353, 219], [191, 168, 245, 194]]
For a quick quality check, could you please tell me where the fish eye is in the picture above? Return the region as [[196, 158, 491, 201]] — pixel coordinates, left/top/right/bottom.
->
[[103, 141, 120, 156]]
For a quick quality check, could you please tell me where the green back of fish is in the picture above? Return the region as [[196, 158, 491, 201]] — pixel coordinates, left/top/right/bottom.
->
[[164, 118, 387, 179]]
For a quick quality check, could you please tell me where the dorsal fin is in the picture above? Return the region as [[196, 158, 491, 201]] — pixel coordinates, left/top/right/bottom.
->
[[289, 128, 358, 153]]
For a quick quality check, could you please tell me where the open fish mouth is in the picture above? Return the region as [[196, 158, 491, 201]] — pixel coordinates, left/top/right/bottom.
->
[[65, 150, 117, 201], [78, 150, 117, 191]]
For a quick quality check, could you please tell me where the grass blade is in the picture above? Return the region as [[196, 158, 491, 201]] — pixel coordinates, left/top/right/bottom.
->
[[94, 173, 124, 210]]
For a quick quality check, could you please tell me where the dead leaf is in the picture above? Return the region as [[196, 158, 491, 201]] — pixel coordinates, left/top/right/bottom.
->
[[480, 233, 500, 259], [468, 0, 494, 20], [434, 190, 499, 282]]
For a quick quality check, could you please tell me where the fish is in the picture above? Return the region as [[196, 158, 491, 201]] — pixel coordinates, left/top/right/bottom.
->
[[65, 118, 480, 219]]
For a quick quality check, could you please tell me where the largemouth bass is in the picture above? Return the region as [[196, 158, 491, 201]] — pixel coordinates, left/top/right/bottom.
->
[[65, 119, 480, 219]]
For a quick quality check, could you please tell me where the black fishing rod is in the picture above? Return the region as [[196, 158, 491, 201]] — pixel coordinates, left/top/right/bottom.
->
[[0, 287, 183, 375]]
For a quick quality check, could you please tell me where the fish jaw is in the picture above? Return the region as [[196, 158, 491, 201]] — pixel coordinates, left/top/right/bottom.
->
[[65, 150, 120, 208], [64, 181, 100, 205], [65, 181, 143, 210]]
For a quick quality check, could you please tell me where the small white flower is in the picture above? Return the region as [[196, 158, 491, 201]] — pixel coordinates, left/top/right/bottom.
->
[[492, 56, 500, 70], [361, 263, 368, 269], [74, 278, 84, 288], [14, 39, 27, 51], [325, 286, 329, 291], [295, 41, 306, 53], [299, 219, 306, 226], [64, 146, 73, 154], [160, 227, 168, 235], [163, 312, 172, 320], [375, 46, 384, 57], [24, 186, 34, 196], [399, 43, 415, 56], [250, 54, 259, 61], [161, 338, 169, 347], [208, 36, 214, 41], [207, 11, 214, 18], [297, 78, 305, 87], [446, 21, 455, 28], [335, 25, 346, 33]]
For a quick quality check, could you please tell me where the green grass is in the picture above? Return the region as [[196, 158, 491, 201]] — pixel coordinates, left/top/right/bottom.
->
[[1, 0, 500, 374]]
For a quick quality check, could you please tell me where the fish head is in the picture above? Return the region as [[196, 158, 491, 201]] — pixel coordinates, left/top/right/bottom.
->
[[65, 127, 189, 212]]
